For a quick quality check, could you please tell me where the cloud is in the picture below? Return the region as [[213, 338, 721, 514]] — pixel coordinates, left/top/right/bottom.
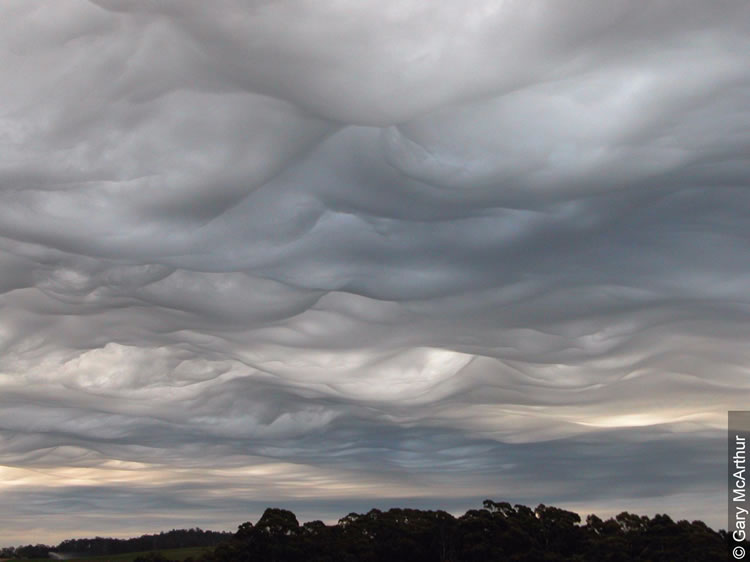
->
[[1, 0, 749, 542]]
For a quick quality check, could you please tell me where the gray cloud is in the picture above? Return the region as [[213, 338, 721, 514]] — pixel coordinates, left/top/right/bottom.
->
[[1, 0, 749, 543]]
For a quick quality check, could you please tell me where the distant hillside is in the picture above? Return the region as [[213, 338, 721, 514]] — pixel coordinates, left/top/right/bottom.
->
[[0, 529, 230, 560]]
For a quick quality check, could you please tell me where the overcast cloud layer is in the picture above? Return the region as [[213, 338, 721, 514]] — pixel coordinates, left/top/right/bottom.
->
[[1, 0, 749, 543]]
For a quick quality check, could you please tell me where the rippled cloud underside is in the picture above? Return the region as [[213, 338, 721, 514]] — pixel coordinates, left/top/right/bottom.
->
[[1, 0, 749, 543]]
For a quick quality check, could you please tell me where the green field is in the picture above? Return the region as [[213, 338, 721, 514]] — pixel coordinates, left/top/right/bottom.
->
[[15, 546, 213, 562]]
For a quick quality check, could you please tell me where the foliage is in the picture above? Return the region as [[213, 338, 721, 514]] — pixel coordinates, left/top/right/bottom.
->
[[2, 501, 741, 561], [203, 501, 740, 562]]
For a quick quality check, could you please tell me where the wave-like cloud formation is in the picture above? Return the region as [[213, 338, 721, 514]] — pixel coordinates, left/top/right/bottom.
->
[[1, 0, 749, 543]]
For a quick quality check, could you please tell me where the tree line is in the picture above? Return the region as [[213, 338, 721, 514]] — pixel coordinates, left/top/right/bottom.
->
[[201, 500, 739, 562], [2, 500, 744, 561]]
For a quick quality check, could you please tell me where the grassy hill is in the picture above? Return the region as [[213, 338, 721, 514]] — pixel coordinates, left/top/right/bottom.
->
[[15, 546, 212, 562]]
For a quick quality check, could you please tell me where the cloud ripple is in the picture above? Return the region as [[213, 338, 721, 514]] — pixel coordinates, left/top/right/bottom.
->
[[0, 0, 749, 543]]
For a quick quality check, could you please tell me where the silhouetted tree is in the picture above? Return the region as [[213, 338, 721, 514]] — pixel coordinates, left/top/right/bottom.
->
[[6, 500, 739, 562]]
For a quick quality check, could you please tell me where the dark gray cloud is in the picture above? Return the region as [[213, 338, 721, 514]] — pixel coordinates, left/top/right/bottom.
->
[[1, 0, 749, 543]]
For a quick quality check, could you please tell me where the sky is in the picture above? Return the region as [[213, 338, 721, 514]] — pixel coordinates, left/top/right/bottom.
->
[[1, 0, 749, 545]]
